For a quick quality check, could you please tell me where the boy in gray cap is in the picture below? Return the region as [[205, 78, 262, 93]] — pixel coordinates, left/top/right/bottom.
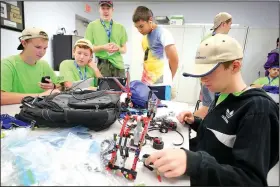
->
[[195, 12, 232, 118]]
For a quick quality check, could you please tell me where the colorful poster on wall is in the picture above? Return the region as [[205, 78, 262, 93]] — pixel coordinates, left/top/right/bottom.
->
[[0, 1, 25, 32]]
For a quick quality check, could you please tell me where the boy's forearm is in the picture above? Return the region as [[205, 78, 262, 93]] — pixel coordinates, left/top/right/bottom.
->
[[194, 106, 209, 119], [91, 67, 103, 78], [166, 45, 179, 78], [119, 46, 127, 54], [1, 91, 39, 105], [93, 45, 105, 53], [169, 59, 178, 78]]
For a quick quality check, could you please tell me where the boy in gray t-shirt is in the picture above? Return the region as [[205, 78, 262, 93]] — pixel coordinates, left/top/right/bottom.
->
[[194, 84, 215, 118]]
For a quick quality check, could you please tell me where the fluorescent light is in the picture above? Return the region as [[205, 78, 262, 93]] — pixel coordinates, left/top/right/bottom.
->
[[184, 23, 240, 26]]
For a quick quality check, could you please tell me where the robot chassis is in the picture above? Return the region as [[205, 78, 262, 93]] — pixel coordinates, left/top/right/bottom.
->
[[105, 82, 158, 181]]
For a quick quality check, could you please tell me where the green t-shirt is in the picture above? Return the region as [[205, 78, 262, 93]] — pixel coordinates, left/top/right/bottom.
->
[[216, 91, 245, 106], [1, 54, 58, 93], [85, 19, 128, 69], [253, 76, 279, 87], [59, 60, 96, 86]]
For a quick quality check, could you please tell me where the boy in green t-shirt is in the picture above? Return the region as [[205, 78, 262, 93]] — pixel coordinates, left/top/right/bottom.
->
[[59, 38, 102, 89], [251, 66, 279, 88], [1, 27, 64, 105], [85, 0, 128, 77]]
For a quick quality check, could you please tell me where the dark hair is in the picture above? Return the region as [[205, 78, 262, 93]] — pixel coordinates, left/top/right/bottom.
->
[[222, 58, 242, 69], [277, 37, 279, 43], [132, 6, 153, 23], [214, 18, 232, 31], [225, 18, 232, 24]]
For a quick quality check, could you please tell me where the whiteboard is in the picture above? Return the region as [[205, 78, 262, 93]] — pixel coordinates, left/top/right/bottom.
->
[[242, 28, 279, 85], [130, 26, 144, 81], [176, 25, 205, 104]]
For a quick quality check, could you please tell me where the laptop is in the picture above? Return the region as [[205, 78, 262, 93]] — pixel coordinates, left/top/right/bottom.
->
[[97, 77, 127, 91], [71, 78, 94, 90]]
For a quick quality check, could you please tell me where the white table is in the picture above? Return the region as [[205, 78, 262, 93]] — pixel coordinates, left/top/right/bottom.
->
[[266, 93, 279, 103], [1, 101, 192, 186]]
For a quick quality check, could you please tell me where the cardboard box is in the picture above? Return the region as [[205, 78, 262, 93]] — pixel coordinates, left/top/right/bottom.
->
[[169, 15, 184, 25]]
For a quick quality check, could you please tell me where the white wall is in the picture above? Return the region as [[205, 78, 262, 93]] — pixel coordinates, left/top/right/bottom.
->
[[1, 1, 98, 67], [1, 1, 279, 67], [93, 1, 279, 65]]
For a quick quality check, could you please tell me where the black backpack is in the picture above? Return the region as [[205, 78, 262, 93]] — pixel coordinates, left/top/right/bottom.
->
[[15, 90, 121, 131]]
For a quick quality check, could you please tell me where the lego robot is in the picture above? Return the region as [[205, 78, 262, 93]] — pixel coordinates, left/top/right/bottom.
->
[[105, 91, 157, 180]]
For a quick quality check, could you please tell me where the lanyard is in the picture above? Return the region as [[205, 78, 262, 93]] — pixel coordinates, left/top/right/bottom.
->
[[267, 76, 277, 85], [100, 19, 113, 42], [74, 61, 87, 80]]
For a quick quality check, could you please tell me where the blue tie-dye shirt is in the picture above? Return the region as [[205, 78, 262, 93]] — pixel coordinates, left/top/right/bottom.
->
[[141, 27, 175, 86]]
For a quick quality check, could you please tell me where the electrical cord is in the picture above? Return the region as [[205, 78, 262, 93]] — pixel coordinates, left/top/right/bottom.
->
[[146, 127, 184, 146], [194, 100, 201, 112]]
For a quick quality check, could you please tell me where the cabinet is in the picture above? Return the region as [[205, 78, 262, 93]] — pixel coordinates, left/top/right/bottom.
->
[[52, 35, 83, 71], [131, 24, 278, 104]]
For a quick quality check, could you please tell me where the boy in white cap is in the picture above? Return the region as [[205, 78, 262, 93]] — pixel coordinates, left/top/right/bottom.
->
[[144, 34, 279, 186], [59, 38, 102, 89], [195, 12, 232, 119], [1, 27, 65, 105], [202, 12, 232, 42]]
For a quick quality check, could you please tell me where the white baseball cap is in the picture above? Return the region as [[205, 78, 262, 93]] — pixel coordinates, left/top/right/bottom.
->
[[17, 27, 49, 50], [183, 34, 243, 78], [211, 12, 232, 30]]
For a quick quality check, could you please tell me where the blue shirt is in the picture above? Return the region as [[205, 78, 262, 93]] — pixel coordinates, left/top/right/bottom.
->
[[201, 84, 215, 107]]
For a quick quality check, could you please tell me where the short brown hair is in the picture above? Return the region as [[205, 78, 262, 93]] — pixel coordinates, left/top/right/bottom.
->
[[222, 58, 242, 69], [214, 18, 232, 31], [225, 18, 232, 24], [132, 6, 153, 22], [74, 44, 93, 54]]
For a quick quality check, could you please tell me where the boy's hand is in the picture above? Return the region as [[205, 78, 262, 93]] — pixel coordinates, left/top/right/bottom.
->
[[102, 43, 113, 52], [39, 79, 55, 90], [177, 111, 194, 124], [108, 43, 119, 53], [145, 148, 187, 178], [88, 59, 98, 70]]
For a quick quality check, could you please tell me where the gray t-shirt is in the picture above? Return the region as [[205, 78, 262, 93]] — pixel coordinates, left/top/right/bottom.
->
[[201, 84, 215, 107]]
